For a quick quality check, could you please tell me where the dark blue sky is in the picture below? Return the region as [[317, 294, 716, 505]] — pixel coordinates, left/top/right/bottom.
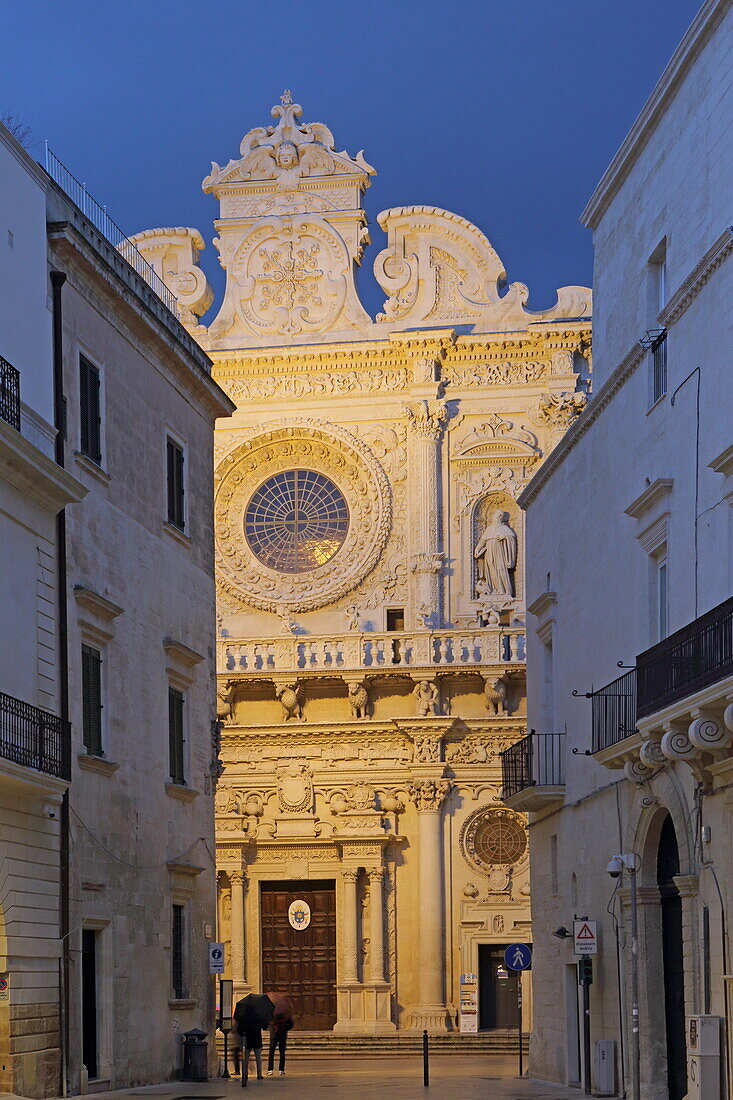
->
[[3, 0, 700, 319]]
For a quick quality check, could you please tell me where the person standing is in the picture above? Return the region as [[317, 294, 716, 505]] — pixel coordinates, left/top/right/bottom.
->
[[241, 1023, 264, 1086], [266, 1015, 294, 1077]]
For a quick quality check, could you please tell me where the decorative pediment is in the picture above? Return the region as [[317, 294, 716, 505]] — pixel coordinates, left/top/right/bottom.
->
[[374, 205, 591, 333], [453, 416, 540, 466], [202, 92, 375, 193]]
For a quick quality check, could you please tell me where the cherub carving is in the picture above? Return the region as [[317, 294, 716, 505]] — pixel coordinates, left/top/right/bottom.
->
[[348, 681, 370, 719], [277, 682, 305, 721], [413, 680, 439, 717]]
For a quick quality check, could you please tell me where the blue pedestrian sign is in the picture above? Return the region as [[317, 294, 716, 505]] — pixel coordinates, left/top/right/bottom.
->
[[504, 943, 532, 971]]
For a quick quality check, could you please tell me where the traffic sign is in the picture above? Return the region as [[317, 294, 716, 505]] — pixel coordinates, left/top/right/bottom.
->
[[573, 920, 598, 955], [0, 974, 8, 1002], [209, 943, 225, 973], [504, 943, 532, 971]]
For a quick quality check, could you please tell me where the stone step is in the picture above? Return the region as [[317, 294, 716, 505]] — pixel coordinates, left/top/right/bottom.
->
[[217, 1031, 528, 1058]]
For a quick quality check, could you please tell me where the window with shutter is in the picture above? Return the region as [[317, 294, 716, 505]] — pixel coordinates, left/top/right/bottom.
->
[[166, 438, 185, 531], [79, 356, 102, 463], [171, 904, 185, 998], [82, 644, 103, 755], [168, 687, 185, 784]]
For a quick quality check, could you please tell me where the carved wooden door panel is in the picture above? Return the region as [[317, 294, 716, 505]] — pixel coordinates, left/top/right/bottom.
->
[[260, 880, 337, 1030]]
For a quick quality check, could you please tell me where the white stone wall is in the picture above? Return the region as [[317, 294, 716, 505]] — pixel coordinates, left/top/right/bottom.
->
[[522, 2, 733, 1092]]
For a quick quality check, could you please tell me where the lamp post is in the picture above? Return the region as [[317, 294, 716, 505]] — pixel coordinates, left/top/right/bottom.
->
[[608, 853, 640, 1100]]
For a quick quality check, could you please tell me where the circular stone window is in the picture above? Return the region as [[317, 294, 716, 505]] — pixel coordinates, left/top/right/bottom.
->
[[244, 470, 349, 573], [460, 808, 527, 874]]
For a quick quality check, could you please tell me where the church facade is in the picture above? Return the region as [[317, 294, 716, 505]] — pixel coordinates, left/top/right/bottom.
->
[[133, 94, 591, 1034]]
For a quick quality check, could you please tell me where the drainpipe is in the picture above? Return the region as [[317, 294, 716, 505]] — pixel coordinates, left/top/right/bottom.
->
[[50, 269, 70, 1098]]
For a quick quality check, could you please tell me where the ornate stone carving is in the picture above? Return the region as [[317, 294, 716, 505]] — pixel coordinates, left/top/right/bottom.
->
[[222, 368, 409, 401], [624, 757, 654, 783], [535, 390, 587, 429], [124, 227, 214, 329], [484, 676, 509, 716], [276, 682, 305, 721], [413, 735, 442, 764], [409, 779, 451, 812], [276, 761, 314, 813], [688, 715, 733, 752], [446, 739, 490, 765], [374, 204, 591, 332], [460, 807, 527, 875], [403, 399, 448, 440], [217, 679, 239, 724], [347, 681, 370, 719], [639, 738, 666, 768], [413, 680, 440, 717], [661, 726, 697, 761], [215, 420, 392, 612]]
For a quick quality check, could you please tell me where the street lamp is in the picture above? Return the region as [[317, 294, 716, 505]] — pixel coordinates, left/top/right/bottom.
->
[[608, 853, 640, 1100]]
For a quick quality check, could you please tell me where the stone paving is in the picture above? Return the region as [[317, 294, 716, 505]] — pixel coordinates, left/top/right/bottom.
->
[[79, 1057, 609, 1100]]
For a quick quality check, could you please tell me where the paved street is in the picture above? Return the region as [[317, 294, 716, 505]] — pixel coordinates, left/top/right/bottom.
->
[[79, 1057, 608, 1100]]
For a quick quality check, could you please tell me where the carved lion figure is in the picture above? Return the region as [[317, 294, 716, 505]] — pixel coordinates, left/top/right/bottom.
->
[[217, 679, 238, 724], [348, 681, 370, 719], [277, 682, 305, 721], [484, 676, 508, 716]]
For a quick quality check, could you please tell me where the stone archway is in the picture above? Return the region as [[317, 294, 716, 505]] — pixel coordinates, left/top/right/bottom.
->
[[656, 815, 687, 1100]]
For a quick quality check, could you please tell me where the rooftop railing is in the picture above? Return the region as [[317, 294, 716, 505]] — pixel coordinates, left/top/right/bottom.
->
[[501, 731, 565, 800], [44, 145, 178, 316], [637, 594, 733, 719], [0, 690, 71, 780], [0, 355, 20, 431]]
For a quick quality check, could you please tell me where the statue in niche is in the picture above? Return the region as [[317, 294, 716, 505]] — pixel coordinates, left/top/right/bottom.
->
[[413, 680, 439, 717], [474, 510, 518, 597], [484, 676, 509, 716], [277, 682, 305, 721]]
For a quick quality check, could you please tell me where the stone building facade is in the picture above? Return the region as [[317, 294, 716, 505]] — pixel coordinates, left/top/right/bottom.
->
[[134, 94, 591, 1034], [510, 2, 733, 1096]]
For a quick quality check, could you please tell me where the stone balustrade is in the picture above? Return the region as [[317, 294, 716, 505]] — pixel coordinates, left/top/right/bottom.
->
[[218, 626, 525, 675]]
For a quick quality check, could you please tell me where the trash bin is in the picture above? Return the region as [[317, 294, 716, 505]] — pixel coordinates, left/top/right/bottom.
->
[[182, 1027, 209, 1081]]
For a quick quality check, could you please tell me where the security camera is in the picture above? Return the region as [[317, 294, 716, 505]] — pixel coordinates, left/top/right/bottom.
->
[[553, 926, 572, 940], [606, 857, 624, 878], [41, 803, 57, 819]]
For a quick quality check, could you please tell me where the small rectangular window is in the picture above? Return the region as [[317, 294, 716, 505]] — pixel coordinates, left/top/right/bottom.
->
[[167, 437, 185, 531], [386, 608, 405, 632], [168, 686, 185, 784], [657, 559, 668, 640], [81, 644, 103, 756], [651, 330, 668, 403], [79, 355, 101, 463], [171, 904, 185, 999]]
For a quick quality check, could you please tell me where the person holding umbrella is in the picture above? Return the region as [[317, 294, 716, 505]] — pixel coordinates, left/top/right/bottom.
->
[[233, 993, 294, 1086], [266, 1011, 293, 1077]]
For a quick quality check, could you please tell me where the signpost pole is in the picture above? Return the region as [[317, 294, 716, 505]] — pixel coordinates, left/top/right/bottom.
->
[[518, 976, 523, 1079], [503, 942, 532, 1078], [581, 958, 591, 1096]]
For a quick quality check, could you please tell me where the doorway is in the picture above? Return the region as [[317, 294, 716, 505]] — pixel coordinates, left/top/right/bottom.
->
[[81, 928, 98, 1079], [657, 815, 687, 1100], [260, 880, 337, 1029], [478, 945, 520, 1029]]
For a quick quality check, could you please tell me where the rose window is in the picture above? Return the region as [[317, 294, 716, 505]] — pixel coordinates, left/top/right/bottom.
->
[[460, 808, 527, 874], [244, 469, 349, 573]]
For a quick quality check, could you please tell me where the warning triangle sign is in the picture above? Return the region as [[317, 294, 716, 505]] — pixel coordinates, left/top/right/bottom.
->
[[576, 923, 594, 940]]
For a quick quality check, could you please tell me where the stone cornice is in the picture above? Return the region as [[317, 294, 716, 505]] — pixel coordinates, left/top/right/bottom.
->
[[660, 226, 733, 328], [624, 479, 674, 520], [0, 417, 87, 512], [519, 340, 645, 509], [581, 0, 732, 228], [710, 444, 733, 480]]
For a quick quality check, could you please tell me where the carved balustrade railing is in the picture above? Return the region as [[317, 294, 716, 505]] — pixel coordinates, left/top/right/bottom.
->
[[218, 627, 526, 675], [0, 690, 71, 780]]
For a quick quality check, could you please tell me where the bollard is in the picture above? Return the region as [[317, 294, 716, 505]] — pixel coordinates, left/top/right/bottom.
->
[[423, 1029, 429, 1087]]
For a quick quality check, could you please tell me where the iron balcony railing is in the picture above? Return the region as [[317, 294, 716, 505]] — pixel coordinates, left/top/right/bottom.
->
[[590, 669, 637, 753], [44, 145, 178, 316], [0, 690, 71, 780], [501, 731, 565, 800], [637, 594, 733, 719], [651, 329, 668, 402], [0, 355, 21, 431]]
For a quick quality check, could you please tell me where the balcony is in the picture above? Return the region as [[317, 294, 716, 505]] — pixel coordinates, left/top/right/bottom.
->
[[0, 691, 71, 780], [500, 731, 565, 812], [0, 355, 21, 432], [590, 669, 637, 755], [637, 595, 733, 720], [218, 626, 526, 677]]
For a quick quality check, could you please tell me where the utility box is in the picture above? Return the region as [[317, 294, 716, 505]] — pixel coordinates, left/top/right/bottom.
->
[[594, 1039, 616, 1096], [686, 1015, 721, 1100]]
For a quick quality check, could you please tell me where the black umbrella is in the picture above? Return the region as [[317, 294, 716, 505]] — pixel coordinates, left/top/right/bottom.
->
[[233, 994, 275, 1032]]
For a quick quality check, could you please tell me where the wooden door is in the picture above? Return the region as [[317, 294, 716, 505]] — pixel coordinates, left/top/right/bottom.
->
[[478, 944, 520, 1030], [260, 880, 337, 1030]]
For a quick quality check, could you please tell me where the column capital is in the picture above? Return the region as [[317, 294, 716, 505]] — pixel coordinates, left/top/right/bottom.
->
[[366, 866, 385, 885], [230, 869, 248, 888], [409, 778, 451, 812], [403, 399, 448, 441], [342, 867, 360, 884]]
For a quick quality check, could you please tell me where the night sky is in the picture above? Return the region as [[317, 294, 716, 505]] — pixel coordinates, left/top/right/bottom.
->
[[2, 0, 701, 320]]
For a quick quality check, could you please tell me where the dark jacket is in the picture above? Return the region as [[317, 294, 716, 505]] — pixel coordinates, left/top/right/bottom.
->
[[270, 1018, 294, 1037], [242, 1025, 263, 1050]]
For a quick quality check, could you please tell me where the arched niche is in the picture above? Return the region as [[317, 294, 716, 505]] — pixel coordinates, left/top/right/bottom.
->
[[472, 491, 523, 604]]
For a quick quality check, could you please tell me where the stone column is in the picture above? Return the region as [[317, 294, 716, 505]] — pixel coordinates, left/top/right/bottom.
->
[[404, 400, 447, 623], [409, 779, 451, 1030], [216, 870, 227, 941], [230, 870, 246, 984], [342, 868, 360, 984], [368, 869, 385, 983]]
